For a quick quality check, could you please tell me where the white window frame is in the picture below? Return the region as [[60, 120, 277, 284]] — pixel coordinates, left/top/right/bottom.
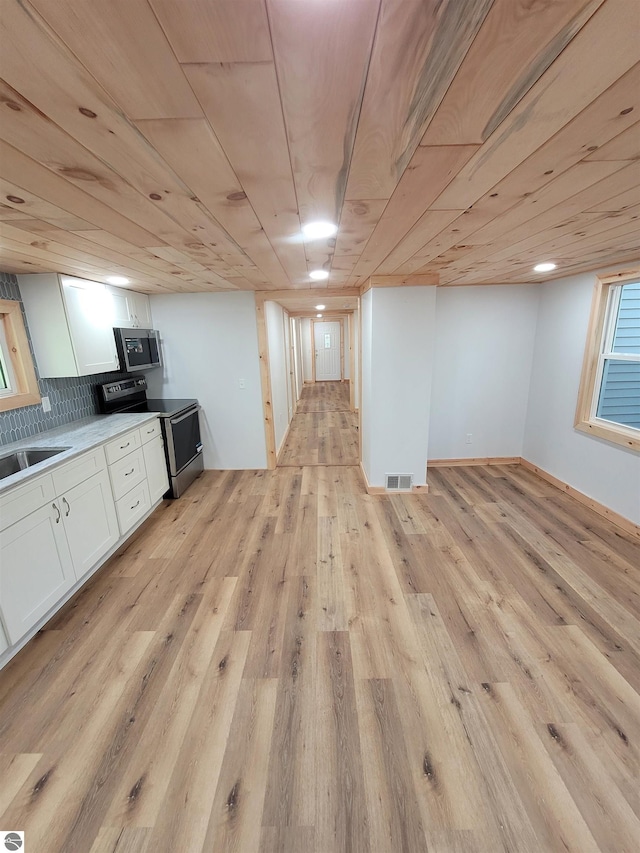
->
[[575, 270, 640, 451]]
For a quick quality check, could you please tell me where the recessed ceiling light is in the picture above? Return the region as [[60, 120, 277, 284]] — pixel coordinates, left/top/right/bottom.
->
[[106, 275, 130, 285], [315, 304, 326, 310], [316, 313, 323, 318], [533, 262, 556, 273], [309, 269, 329, 281], [302, 221, 337, 240]]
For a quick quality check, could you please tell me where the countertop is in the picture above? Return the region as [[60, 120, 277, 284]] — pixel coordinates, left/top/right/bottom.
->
[[0, 413, 159, 495]]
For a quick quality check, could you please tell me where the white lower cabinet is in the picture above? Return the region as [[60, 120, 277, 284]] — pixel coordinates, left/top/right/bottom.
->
[[143, 436, 169, 503], [0, 501, 75, 644], [0, 419, 167, 657], [62, 469, 119, 579]]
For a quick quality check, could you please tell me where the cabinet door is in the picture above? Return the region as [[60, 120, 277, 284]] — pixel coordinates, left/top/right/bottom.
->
[[131, 292, 152, 328], [143, 436, 169, 503], [62, 469, 119, 579], [0, 502, 75, 644], [61, 276, 119, 374], [106, 285, 136, 329]]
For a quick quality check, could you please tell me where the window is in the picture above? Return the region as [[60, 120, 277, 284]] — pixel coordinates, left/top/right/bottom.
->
[[0, 299, 41, 413], [575, 271, 640, 451]]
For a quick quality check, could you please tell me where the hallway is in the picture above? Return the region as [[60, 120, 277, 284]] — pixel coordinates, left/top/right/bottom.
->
[[278, 381, 359, 467]]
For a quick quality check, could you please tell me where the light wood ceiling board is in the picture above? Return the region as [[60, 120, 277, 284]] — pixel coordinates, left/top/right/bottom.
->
[[584, 121, 640, 161], [150, 0, 272, 63], [441, 224, 640, 286], [345, 0, 493, 200], [0, 2, 251, 265], [184, 62, 306, 284], [68, 229, 184, 269], [0, 142, 166, 250], [393, 208, 497, 275], [587, 185, 640, 212], [9, 221, 192, 288], [268, 0, 379, 229], [430, 65, 640, 244], [0, 235, 150, 284], [438, 162, 638, 277], [422, 0, 605, 146], [462, 62, 640, 208], [348, 144, 479, 284], [0, 176, 101, 233], [445, 208, 640, 284], [507, 211, 640, 265], [0, 221, 173, 288], [374, 209, 463, 275], [454, 159, 631, 252], [0, 83, 240, 261], [25, 0, 203, 119], [431, 0, 640, 212], [406, 60, 640, 271], [136, 118, 292, 289], [333, 200, 387, 259]]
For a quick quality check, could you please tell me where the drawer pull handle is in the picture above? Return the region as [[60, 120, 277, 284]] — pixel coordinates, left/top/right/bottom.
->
[[146, 428, 155, 434], [131, 499, 140, 510], [62, 497, 70, 517], [52, 502, 60, 524], [120, 441, 131, 449], [125, 468, 135, 476]]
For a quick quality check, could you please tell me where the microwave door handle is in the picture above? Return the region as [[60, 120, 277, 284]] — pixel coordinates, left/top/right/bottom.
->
[[169, 405, 201, 426]]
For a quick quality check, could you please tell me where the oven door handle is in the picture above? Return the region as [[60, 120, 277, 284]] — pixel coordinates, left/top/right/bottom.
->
[[169, 405, 200, 426]]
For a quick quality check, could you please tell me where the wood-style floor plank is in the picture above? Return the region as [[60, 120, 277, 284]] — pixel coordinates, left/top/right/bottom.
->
[[1, 441, 639, 851]]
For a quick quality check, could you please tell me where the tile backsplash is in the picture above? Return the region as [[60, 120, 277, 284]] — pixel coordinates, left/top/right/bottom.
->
[[0, 272, 127, 445]]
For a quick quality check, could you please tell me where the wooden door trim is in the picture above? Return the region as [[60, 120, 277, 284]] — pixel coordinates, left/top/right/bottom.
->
[[254, 293, 277, 470]]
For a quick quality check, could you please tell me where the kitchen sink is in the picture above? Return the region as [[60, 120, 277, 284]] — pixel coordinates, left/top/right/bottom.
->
[[0, 447, 71, 480]]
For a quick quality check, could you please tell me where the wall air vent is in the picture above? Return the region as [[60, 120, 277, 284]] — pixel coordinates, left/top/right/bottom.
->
[[385, 474, 413, 491]]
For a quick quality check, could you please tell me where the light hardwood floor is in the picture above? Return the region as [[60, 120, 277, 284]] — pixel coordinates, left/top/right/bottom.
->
[[278, 382, 358, 466], [1, 460, 639, 852]]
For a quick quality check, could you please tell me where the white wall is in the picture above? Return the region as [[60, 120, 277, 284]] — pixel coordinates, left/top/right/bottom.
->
[[361, 286, 437, 487], [429, 285, 539, 459], [265, 300, 290, 453], [146, 291, 267, 469], [524, 270, 640, 524]]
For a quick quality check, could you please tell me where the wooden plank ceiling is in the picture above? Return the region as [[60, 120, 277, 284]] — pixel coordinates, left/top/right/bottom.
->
[[0, 0, 638, 295]]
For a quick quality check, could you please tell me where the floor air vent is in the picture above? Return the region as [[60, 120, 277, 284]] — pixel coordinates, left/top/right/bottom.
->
[[385, 474, 413, 491]]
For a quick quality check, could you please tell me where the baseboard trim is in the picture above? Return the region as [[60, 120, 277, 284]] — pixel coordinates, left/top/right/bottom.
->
[[519, 458, 640, 540], [428, 456, 520, 467], [359, 462, 428, 495]]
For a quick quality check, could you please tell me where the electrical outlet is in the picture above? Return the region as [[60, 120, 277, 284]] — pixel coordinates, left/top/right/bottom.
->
[[465, 433, 472, 444], [42, 396, 51, 413], [238, 378, 246, 389]]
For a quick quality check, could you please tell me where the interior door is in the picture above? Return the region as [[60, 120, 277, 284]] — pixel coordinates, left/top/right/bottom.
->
[[314, 321, 341, 381]]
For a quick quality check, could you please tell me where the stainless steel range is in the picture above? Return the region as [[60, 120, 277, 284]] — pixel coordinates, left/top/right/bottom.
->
[[96, 376, 204, 498]]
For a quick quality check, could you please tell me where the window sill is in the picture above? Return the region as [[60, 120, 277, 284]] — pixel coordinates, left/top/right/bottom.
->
[[0, 391, 41, 413], [574, 417, 640, 452]]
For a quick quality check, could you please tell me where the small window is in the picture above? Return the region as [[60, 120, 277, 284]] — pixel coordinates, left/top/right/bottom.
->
[[0, 299, 41, 413], [576, 272, 640, 450]]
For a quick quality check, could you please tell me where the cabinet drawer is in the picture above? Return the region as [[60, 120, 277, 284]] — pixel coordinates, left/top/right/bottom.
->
[[109, 447, 146, 501], [105, 428, 141, 465], [115, 480, 151, 534], [52, 446, 107, 495], [140, 418, 161, 444], [0, 473, 55, 532]]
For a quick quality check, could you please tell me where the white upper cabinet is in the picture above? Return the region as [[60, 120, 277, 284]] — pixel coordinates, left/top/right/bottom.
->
[[19, 273, 119, 377], [106, 285, 152, 329]]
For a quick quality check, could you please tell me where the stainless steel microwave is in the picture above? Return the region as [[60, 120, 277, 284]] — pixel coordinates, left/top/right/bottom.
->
[[114, 327, 162, 372]]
